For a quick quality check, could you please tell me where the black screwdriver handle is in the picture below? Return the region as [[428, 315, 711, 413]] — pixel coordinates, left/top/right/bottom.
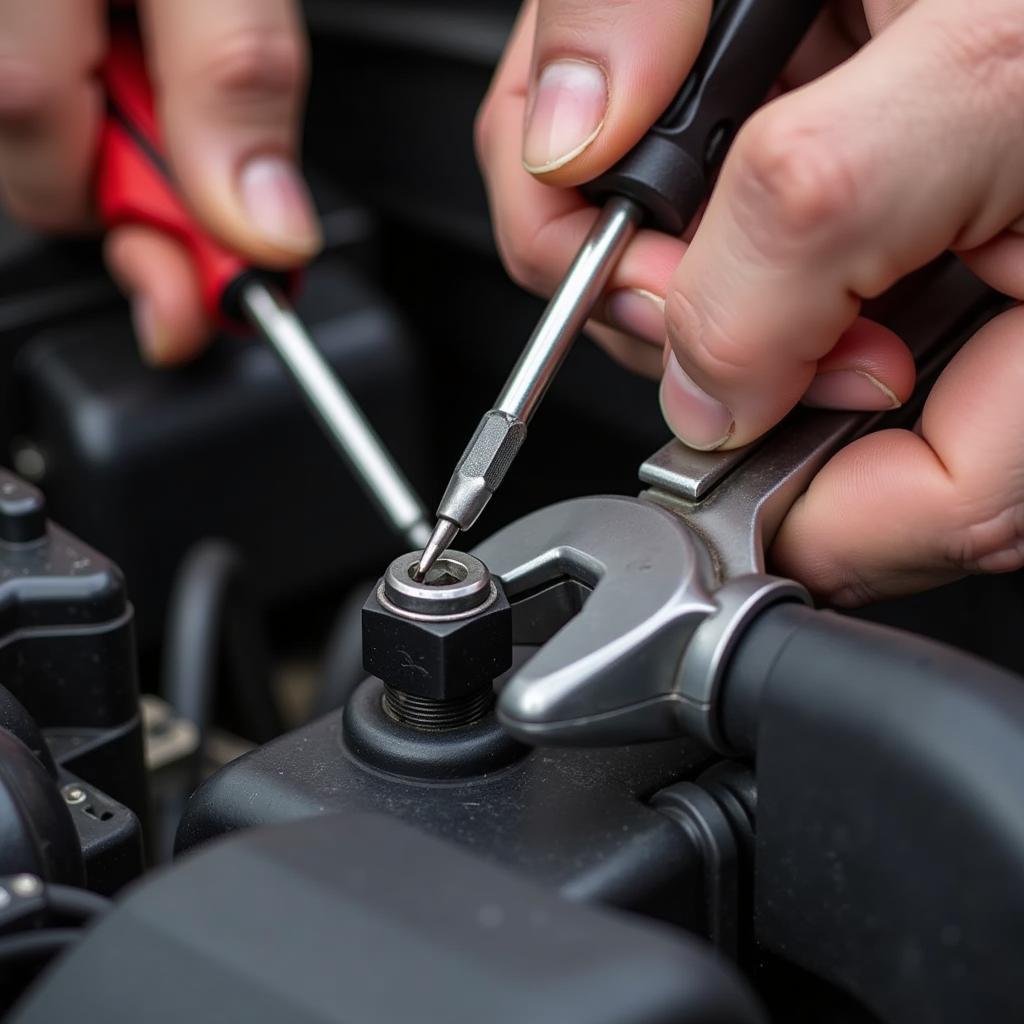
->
[[583, 0, 827, 236]]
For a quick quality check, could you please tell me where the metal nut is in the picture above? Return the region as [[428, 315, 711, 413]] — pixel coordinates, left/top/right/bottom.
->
[[362, 574, 513, 701]]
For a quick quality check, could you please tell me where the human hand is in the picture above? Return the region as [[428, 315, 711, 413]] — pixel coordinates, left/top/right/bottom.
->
[[477, 0, 1024, 605], [0, 0, 320, 365]]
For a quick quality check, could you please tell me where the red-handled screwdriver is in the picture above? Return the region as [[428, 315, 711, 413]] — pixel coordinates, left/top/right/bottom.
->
[[97, 23, 432, 549]]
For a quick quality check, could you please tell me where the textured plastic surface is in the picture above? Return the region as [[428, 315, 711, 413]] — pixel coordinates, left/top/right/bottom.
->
[[15, 813, 766, 1024], [724, 603, 1024, 1022], [583, 0, 825, 234], [0, 730, 83, 885], [0, 468, 146, 820], [178, 690, 716, 922]]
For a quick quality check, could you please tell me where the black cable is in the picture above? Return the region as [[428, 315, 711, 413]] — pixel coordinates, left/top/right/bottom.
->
[[162, 539, 283, 786], [43, 885, 111, 924], [0, 928, 79, 966], [163, 540, 240, 742]]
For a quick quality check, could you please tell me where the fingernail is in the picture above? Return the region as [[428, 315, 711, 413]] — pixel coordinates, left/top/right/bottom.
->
[[238, 155, 321, 254], [659, 353, 734, 451], [131, 295, 166, 366], [803, 370, 901, 411], [523, 60, 607, 173], [606, 289, 665, 347]]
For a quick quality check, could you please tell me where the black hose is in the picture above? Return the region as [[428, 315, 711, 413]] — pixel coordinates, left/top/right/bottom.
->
[[0, 928, 79, 966], [720, 601, 1024, 1022], [162, 540, 282, 783], [312, 581, 374, 720], [44, 885, 111, 924]]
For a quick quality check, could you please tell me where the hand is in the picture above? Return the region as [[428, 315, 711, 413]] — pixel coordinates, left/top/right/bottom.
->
[[477, 0, 1024, 606], [0, 0, 321, 365]]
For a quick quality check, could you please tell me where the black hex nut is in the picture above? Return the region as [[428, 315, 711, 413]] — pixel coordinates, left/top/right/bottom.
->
[[362, 580, 512, 700]]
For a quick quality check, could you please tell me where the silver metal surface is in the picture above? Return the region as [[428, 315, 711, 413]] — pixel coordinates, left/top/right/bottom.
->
[[639, 437, 760, 502], [62, 785, 86, 805], [240, 282, 431, 549], [423, 197, 642, 577], [381, 550, 495, 620], [435, 411, 527, 532], [676, 576, 809, 751], [495, 196, 642, 421], [475, 496, 718, 745], [417, 518, 460, 581]]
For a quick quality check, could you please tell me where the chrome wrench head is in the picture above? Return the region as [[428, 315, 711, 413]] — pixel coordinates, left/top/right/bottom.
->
[[473, 496, 718, 745]]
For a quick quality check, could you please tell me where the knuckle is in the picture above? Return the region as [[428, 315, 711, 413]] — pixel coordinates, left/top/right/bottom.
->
[[733, 106, 861, 249], [0, 56, 58, 126], [495, 220, 551, 296], [501, 241, 546, 296], [949, 501, 1024, 574], [941, 9, 1024, 91], [194, 29, 306, 103], [665, 285, 751, 380]]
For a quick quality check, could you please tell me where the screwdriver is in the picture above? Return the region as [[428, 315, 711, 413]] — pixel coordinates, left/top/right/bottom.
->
[[417, 0, 827, 578], [97, 23, 432, 550]]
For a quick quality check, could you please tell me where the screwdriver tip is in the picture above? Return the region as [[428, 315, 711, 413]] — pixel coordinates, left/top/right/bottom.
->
[[415, 518, 460, 581]]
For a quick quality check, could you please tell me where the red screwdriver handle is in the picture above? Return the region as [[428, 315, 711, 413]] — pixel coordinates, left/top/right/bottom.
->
[[98, 23, 285, 330]]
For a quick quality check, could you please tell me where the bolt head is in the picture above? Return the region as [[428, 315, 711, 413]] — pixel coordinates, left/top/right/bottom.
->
[[362, 578, 513, 700]]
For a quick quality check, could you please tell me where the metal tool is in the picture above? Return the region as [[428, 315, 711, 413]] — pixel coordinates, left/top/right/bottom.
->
[[471, 259, 1000, 752], [97, 23, 431, 549], [417, 0, 827, 578]]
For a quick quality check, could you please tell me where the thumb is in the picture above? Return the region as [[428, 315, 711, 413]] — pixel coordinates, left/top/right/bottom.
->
[[523, 0, 710, 182], [140, 0, 321, 269]]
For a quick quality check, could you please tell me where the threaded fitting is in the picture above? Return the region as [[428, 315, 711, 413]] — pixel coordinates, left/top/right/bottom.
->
[[382, 686, 494, 731]]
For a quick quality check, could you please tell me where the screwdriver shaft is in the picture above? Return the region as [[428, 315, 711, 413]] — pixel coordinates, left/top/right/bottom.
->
[[240, 281, 432, 550], [498, 195, 643, 422], [417, 196, 643, 577]]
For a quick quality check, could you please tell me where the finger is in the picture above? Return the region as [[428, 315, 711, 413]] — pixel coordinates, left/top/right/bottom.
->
[[782, 4, 862, 89], [772, 305, 1024, 605], [584, 321, 664, 380], [105, 224, 210, 366], [660, 0, 1024, 451], [958, 229, 1024, 301], [523, 0, 710, 181], [140, 0, 320, 267], [477, 0, 686, 350], [0, 0, 104, 230], [801, 318, 914, 410]]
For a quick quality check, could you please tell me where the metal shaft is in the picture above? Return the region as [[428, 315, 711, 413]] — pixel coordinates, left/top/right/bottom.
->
[[498, 195, 643, 422], [417, 197, 643, 577], [240, 281, 432, 549]]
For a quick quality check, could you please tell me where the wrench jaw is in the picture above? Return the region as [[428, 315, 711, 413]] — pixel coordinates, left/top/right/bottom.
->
[[471, 495, 718, 747], [471, 495, 809, 751], [497, 598, 715, 747]]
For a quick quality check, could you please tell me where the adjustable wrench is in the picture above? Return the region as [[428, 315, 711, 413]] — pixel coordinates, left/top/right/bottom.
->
[[475, 259, 1002, 752]]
